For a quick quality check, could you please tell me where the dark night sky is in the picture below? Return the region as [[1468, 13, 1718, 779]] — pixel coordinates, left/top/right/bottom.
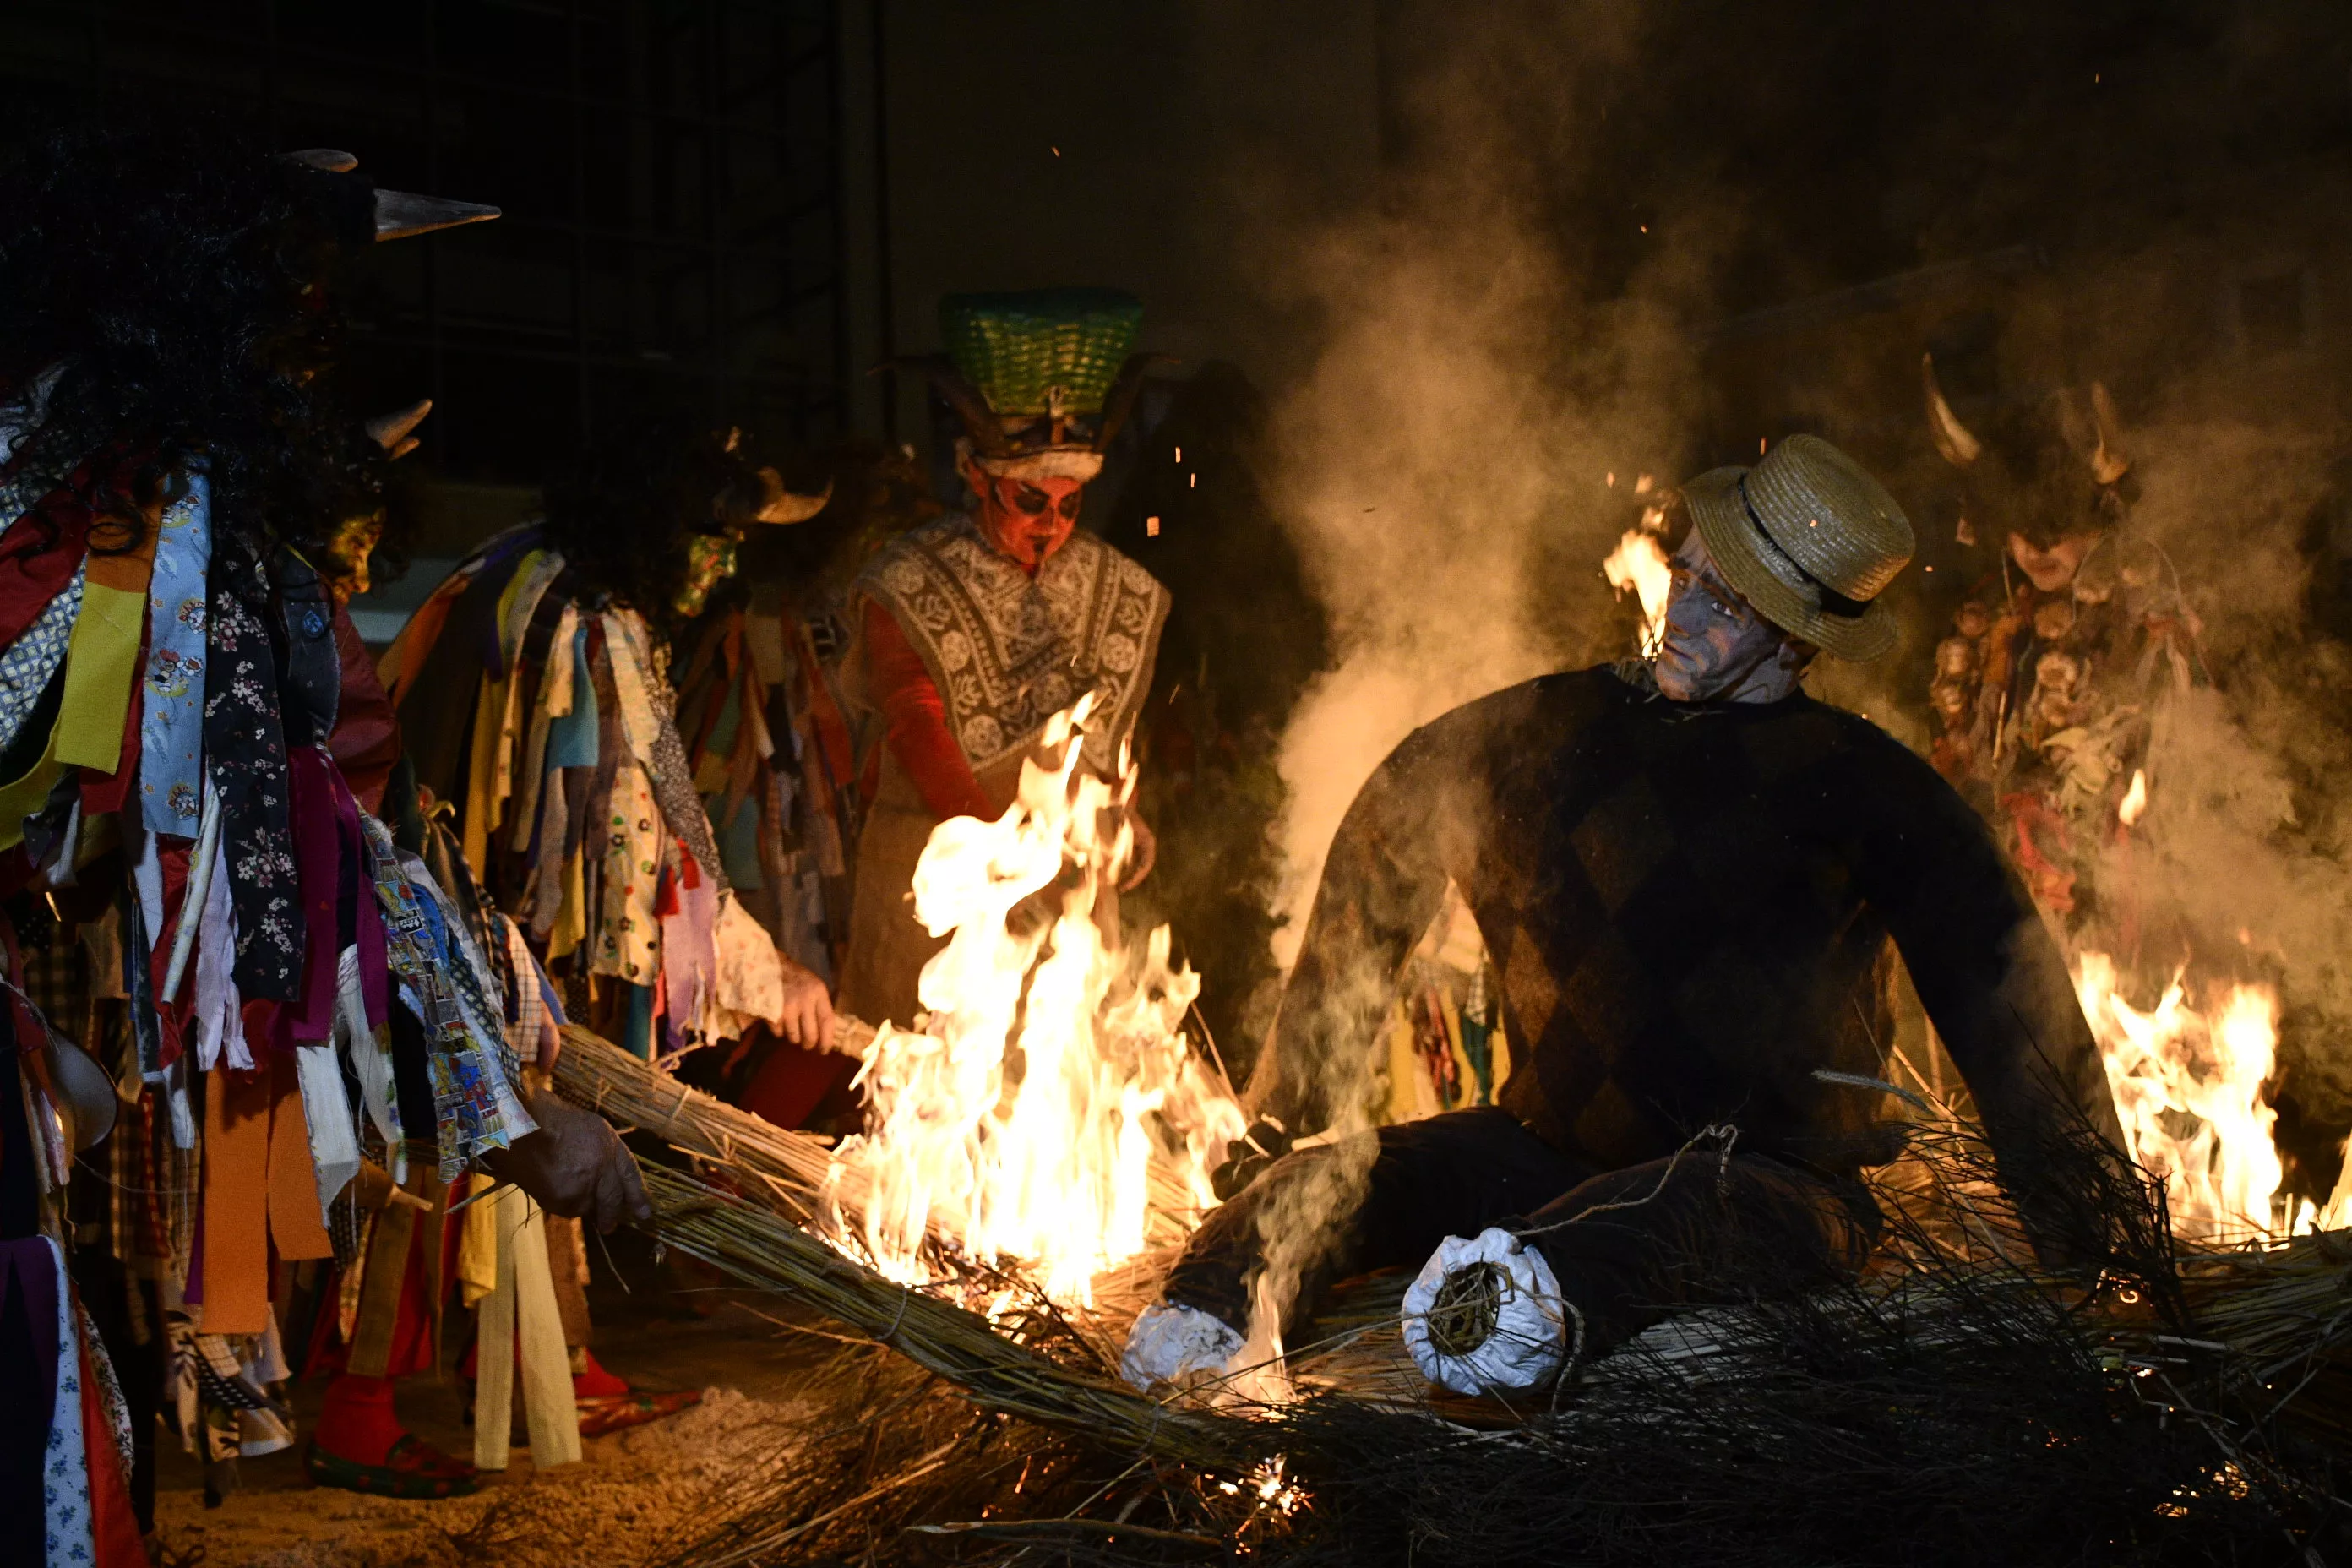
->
[[1502, 1, 2352, 314]]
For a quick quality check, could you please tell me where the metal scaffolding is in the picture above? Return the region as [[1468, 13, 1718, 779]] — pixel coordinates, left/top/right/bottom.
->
[[0, 0, 847, 483]]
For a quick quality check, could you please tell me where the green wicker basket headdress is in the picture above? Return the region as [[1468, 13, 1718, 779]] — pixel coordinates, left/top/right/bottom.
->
[[940, 288, 1143, 418], [896, 288, 1158, 482]]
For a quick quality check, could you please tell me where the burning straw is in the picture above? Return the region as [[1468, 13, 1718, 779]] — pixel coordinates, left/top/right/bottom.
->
[[558, 1023, 2352, 1563]]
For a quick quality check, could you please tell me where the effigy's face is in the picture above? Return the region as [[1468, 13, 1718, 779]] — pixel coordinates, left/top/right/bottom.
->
[[971, 466, 1084, 569], [1652, 532, 1789, 700]]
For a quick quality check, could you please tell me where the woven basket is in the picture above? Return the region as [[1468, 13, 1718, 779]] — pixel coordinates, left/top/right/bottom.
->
[[939, 288, 1143, 417]]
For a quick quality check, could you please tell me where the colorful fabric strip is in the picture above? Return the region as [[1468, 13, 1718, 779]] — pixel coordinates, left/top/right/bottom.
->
[[0, 562, 81, 754], [204, 547, 301, 999], [55, 502, 160, 775], [139, 471, 211, 831]]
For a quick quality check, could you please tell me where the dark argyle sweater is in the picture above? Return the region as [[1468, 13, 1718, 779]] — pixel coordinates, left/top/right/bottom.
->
[[1262, 665, 2120, 1186]]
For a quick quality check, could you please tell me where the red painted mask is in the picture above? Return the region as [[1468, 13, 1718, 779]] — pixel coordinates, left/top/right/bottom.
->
[[968, 462, 1085, 569]]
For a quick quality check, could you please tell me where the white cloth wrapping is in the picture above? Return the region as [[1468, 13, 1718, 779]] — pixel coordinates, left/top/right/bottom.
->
[[1119, 1301, 1244, 1391], [1402, 1227, 1573, 1396], [471, 1183, 583, 1473]]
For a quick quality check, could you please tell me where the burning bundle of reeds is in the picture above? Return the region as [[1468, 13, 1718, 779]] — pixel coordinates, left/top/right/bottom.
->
[[556, 1025, 2352, 1563]]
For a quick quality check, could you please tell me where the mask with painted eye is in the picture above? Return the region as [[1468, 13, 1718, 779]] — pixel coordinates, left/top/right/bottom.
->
[[673, 531, 738, 618]]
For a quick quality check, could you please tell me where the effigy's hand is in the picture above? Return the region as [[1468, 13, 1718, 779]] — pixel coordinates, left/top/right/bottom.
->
[[488, 1089, 652, 1233], [1210, 1119, 1293, 1201], [779, 959, 839, 1052]]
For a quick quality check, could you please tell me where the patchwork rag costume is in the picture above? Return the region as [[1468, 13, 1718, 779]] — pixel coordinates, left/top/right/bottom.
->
[[1913, 361, 2200, 945], [843, 290, 1170, 1029], [379, 511, 815, 1062], [0, 135, 565, 1538]]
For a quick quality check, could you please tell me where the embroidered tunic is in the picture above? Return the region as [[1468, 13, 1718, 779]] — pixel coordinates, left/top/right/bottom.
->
[[841, 517, 1169, 1029], [854, 514, 1169, 779]]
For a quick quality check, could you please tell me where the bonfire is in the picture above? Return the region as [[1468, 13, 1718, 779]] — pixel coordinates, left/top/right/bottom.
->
[[546, 690, 2352, 1565]]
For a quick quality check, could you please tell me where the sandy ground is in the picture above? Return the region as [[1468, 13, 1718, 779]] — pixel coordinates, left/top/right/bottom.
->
[[149, 1236, 838, 1568]]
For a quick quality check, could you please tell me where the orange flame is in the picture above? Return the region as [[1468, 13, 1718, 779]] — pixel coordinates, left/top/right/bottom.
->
[[825, 696, 1246, 1304], [1603, 529, 1674, 656], [2118, 768, 2148, 827], [2077, 952, 2285, 1243]]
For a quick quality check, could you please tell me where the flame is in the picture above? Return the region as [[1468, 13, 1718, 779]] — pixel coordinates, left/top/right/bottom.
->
[[826, 696, 1246, 1304], [1603, 529, 1674, 656], [2118, 768, 2148, 827], [2077, 952, 2286, 1243]]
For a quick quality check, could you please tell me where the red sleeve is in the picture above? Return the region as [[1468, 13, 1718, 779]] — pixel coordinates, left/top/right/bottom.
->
[[864, 600, 998, 822]]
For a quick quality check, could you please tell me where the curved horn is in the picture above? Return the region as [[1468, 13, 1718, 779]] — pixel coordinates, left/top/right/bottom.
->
[[878, 354, 1008, 457], [1092, 353, 1177, 454], [373, 188, 500, 241], [730, 467, 835, 525], [365, 398, 433, 460], [1922, 352, 1983, 469], [2088, 381, 2130, 486], [284, 148, 360, 172]]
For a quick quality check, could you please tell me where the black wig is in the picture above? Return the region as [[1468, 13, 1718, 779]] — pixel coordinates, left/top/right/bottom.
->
[[0, 112, 387, 556]]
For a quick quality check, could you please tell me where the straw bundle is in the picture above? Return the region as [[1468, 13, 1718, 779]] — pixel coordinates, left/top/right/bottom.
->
[[550, 1023, 841, 1226], [637, 1162, 1252, 1473]]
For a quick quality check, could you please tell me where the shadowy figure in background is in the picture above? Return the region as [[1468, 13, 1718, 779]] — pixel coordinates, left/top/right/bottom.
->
[[675, 437, 940, 1133]]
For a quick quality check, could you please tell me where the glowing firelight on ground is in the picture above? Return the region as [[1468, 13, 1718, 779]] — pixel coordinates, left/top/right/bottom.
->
[[2076, 952, 2295, 1243], [824, 696, 1247, 1305]]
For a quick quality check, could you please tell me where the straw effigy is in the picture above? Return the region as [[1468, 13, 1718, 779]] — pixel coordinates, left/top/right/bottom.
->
[[553, 1025, 2352, 1564]]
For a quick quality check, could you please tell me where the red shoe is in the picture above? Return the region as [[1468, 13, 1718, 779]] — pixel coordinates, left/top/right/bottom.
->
[[575, 1389, 701, 1437], [306, 1434, 481, 1499]]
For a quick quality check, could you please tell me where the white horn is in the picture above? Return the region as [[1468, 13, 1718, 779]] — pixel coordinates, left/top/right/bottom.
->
[[2088, 381, 2129, 486], [1922, 353, 1983, 469]]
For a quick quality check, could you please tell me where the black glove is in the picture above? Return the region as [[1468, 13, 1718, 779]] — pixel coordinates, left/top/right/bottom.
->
[[483, 1089, 653, 1233], [1210, 1119, 1295, 1201]]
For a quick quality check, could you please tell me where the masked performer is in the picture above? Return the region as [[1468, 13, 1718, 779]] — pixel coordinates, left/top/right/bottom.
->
[[1123, 436, 2123, 1396], [0, 122, 651, 1543], [843, 290, 1168, 1031], [373, 424, 841, 1433], [669, 443, 945, 1128]]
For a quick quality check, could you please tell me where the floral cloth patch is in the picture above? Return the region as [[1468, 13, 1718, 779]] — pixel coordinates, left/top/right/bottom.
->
[[140, 469, 211, 831]]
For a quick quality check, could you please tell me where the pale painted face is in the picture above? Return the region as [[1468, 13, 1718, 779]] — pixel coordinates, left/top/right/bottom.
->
[[1651, 530, 1808, 702], [964, 456, 1084, 569]]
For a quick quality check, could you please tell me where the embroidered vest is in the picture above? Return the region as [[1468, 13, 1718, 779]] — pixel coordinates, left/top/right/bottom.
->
[[858, 516, 1169, 775]]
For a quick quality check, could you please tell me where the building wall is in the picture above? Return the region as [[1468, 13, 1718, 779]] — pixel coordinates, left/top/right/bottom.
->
[[836, 0, 1385, 452]]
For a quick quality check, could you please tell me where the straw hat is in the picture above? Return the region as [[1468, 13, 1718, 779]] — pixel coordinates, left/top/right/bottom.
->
[[1680, 434, 1915, 662]]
